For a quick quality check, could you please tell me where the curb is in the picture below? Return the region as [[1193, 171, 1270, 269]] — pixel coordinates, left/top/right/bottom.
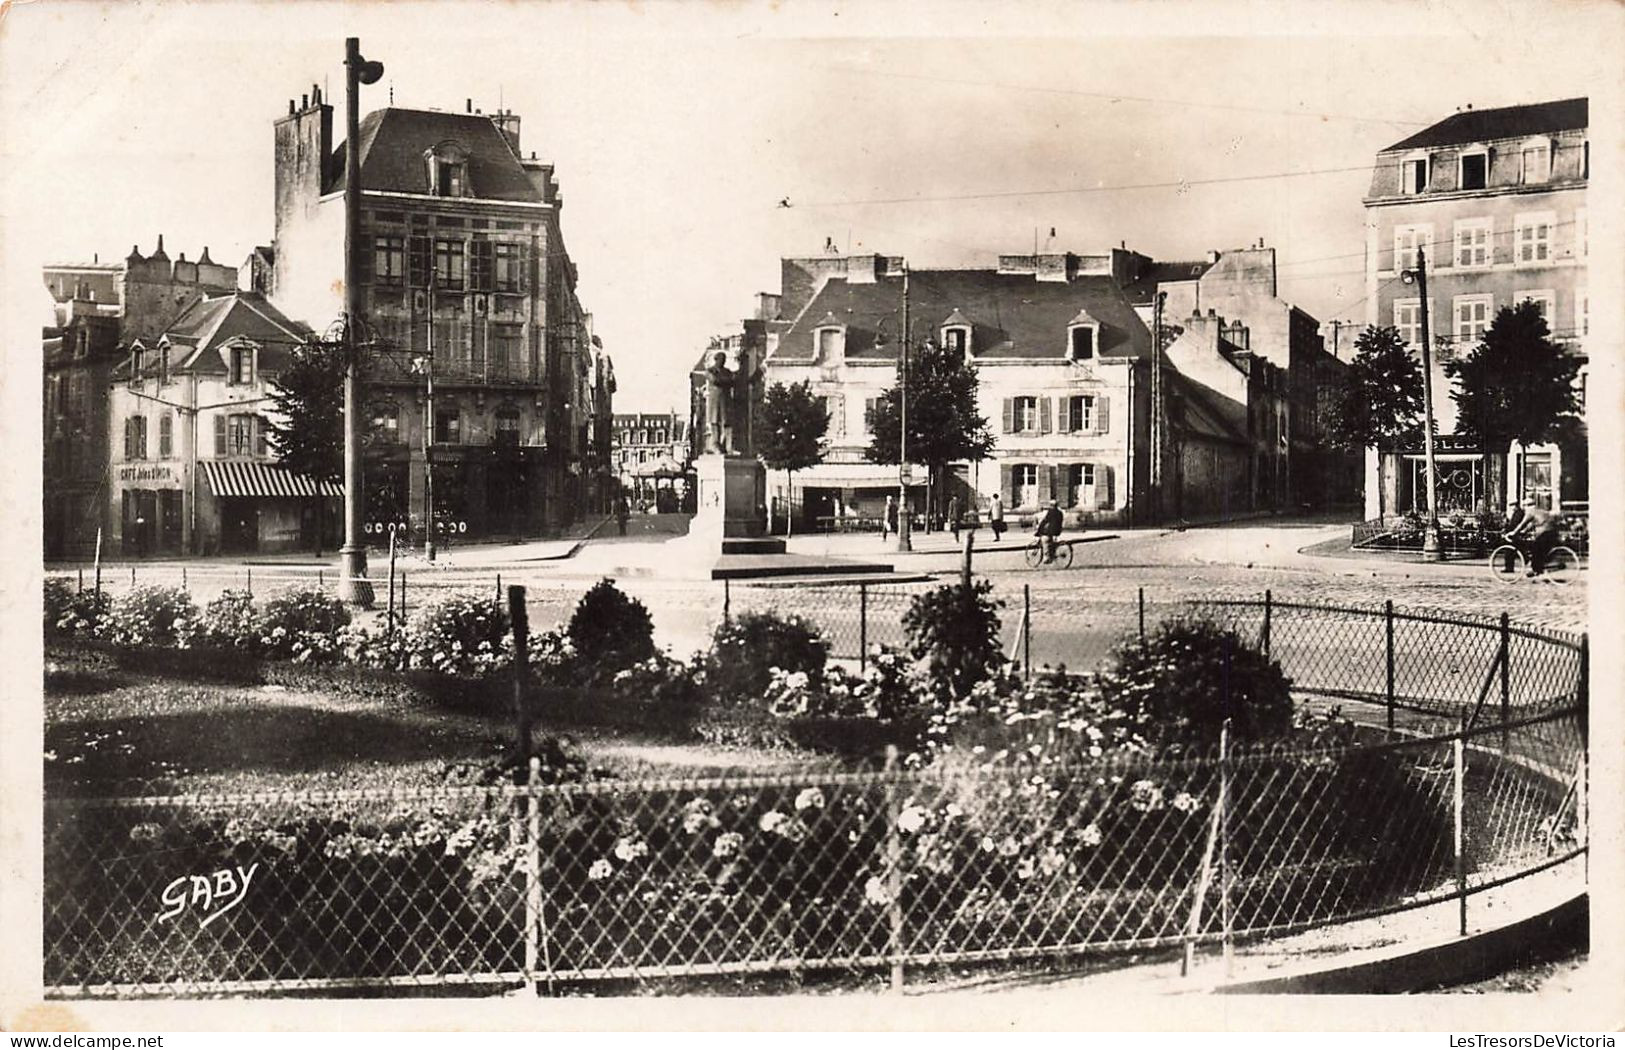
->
[[1213, 891, 1587, 995]]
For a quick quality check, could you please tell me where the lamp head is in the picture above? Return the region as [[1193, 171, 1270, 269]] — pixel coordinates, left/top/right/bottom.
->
[[1400, 269, 1417, 286], [358, 60, 385, 85]]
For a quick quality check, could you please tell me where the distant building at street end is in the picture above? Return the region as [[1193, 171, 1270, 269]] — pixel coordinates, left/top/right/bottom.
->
[[1363, 97, 1588, 519], [611, 411, 691, 511], [265, 86, 611, 540], [106, 291, 338, 556], [756, 246, 1350, 531], [42, 240, 239, 559]]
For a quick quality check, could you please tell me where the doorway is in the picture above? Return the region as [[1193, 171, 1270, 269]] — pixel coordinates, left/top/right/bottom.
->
[[221, 498, 260, 554]]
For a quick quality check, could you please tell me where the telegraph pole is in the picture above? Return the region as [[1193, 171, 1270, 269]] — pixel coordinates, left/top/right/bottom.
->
[[1151, 291, 1165, 521], [339, 37, 383, 606], [895, 265, 913, 552], [1404, 245, 1442, 561], [422, 282, 437, 561]]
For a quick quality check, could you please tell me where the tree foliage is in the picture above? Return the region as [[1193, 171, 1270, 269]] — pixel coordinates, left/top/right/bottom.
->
[[1326, 325, 1424, 451], [265, 340, 347, 482], [753, 381, 829, 474], [1446, 299, 1582, 455], [865, 341, 995, 476]]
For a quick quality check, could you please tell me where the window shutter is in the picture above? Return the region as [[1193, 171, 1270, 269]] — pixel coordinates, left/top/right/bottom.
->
[[214, 414, 227, 457], [1000, 464, 1013, 505], [1096, 395, 1110, 435], [1056, 464, 1073, 509], [1039, 397, 1052, 434], [254, 416, 268, 457], [472, 240, 494, 292], [1002, 398, 1014, 434], [518, 242, 531, 294], [1040, 464, 1056, 503], [122, 418, 133, 460], [1097, 465, 1114, 510], [408, 236, 431, 288]]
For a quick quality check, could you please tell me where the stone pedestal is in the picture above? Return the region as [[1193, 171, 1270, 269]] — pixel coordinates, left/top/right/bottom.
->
[[690, 454, 784, 554]]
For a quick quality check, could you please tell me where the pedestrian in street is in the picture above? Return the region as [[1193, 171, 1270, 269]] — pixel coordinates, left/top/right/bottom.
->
[[615, 495, 630, 537], [947, 494, 962, 541], [987, 492, 1005, 542], [883, 494, 898, 542]]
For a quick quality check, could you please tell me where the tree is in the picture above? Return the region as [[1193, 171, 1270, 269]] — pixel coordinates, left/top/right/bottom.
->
[[1326, 325, 1424, 452], [1446, 300, 1582, 509], [865, 341, 995, 526], [753, 380, 829, 535], [265, 339, 346, 552]]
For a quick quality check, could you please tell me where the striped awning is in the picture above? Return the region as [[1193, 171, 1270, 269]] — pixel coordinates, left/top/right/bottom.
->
[[201, 461, 343, 498]]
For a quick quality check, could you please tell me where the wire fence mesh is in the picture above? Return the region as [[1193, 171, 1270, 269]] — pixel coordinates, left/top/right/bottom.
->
[[44, 706, 1584, 998]]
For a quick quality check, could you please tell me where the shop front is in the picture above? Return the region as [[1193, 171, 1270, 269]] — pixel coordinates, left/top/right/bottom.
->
[[198, 460, 342, 555], [113, 463, 185, 556]]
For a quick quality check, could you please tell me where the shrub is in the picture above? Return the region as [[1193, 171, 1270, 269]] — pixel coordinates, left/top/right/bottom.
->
[[1093, 617, 1293, 745], [258, 586, 351, 663], [706, 611, 829, 704], [612, 652, 706, 707], [902, 580, 1004, 700], [406, 591, 510, 677], [190, 589, 261, 651], [567, 578, 655, 678], [98, 585, 197, 648], [44, 578, 109, 636]]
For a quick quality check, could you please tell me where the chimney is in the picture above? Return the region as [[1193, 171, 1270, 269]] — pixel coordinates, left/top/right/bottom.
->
[[489, 109, 522, 155], [1035, 252, 1074, 282], [845, 253, 883, 284], [1206, 249, 1220, 264], [466, 98, 473, 113], [274, 78, 334, 242]]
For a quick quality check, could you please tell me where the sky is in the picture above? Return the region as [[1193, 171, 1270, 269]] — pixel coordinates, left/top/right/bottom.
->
[[1, 0, 1618, 415]]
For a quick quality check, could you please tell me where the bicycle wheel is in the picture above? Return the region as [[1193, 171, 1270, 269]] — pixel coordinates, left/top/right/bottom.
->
[[1488, 544, 1523, 583], [1023, 541, 1043, 568], [1543, 546, 1578, 584], [1053, 541, 1074, 569]]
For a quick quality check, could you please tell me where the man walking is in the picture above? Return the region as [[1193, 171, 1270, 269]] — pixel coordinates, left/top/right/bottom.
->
[[947, 494, 962, 541], [882, 494, 898, 542], [987, 492, 1005, 542]]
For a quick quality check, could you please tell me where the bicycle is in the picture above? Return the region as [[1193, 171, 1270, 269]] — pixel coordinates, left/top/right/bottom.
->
[[1487, 535, 1579, 584], [1023, 535, 1074, 569]]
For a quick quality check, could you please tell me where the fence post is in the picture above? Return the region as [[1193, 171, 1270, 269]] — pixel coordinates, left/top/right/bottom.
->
[[1023, 584, 1031, 681], [1498, 612, 1511, 752], [509, 585, 531, 758], [1454, 720, 1467, 936], [859, 583, 869, 671], [960, 529, 974, 590], [884, 744, 904, 992], [401, 572, 407, 620], [1138, 586, 1145, 641], [318, 568, 324, 588], [1219, 718, 1233, 976], [525, 754, 546, 997], [93, 526, 103, 597], [246, 567, 252, 596], [496, 572, 502, 603], [1385, 600, 1396, 735], [131, 565, 136, 587], [182, 567, 187, 592], [1261, 589, 1272, 658], [723, 578, 731, 624], [77, 567, 83, 593]]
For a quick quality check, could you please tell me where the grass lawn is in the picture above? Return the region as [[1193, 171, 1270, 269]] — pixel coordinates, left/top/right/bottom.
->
[[44, 655, 820, 796]]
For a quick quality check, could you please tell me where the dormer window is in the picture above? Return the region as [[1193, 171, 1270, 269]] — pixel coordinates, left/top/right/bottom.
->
[[1458, 145, 1488, 191], [1066, 308, 1101, 361], [1519, 137, 1551, 184], [128, 344, 145, 385], [940, 308, 973, 361], [425, 142, 471, 198], [813, 313, 845, 364], [1401, 152, 1431, 194], [229, 345, 255, 385]]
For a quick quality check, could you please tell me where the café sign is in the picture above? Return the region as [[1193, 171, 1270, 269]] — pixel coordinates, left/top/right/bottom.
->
[[118, 465, 177, 483]]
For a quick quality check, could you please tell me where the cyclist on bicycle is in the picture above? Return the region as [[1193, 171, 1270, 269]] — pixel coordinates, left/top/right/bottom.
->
[[1505, 497, 1560, 577], [1035, 499, 1064, 563]]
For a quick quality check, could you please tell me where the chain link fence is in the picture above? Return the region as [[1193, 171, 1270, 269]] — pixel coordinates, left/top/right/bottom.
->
[[45, 704, 1584, 998]]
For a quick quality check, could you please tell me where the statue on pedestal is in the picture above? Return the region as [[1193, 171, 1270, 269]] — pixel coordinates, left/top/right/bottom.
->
[[700, 346, 759, 457]]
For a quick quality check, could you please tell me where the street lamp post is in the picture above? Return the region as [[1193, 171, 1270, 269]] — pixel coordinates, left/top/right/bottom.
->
[[415, 283, 437, 562], [895, 265, 912, 552], [339, 36, 384, 605], [1401, 245, 1442, 562]]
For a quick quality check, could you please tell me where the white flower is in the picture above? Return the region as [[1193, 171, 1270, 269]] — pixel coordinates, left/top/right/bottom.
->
[[794, 787, 825, 812], [1172, 791, 1199, 813], [612, 836, 647, 862], [683, 811, 718, 835], [587, 858, 614, 881], [1129, 779, 1165, 812], [863, 875, 891, 906], [712, 831, 744, 859], [1039, 847, 1068, 875], [1080, 823, 1103, 847], [996, 836, 1020, 858], [127, 822, 162, 844], [758, 810, 789, 834], [943, 803, 964, 821], [1016, 856, 1037, 880], [896, 805, 928, 834]]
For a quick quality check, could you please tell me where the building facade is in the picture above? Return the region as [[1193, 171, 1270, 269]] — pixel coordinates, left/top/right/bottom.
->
[[265, 87, 609, 541], [42, 241, 239, 558], [1362, 97, 1588, 518], [612, 411, 690, 510], [106, 291, 340, 556]]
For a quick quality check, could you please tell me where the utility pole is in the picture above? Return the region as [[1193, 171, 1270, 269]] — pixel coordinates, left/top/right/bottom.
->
[[895, 264, 913, 552], [339, 37, 383, 606], [1151, 291, 1165, 521], [1403, 246, 1442, 561]]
